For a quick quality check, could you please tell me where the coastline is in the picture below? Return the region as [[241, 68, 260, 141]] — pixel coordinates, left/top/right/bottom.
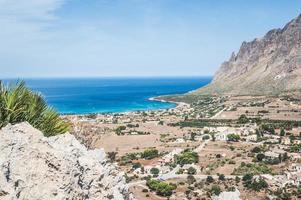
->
[[61, 95, 189, 117], [148, 96, 190, 108]]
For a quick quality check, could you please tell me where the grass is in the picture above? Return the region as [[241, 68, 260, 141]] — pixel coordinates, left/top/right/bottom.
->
[[0, 81, 69, 136]]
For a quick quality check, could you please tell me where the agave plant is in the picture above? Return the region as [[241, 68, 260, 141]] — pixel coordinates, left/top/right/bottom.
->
[[0, 81, 69, 136]]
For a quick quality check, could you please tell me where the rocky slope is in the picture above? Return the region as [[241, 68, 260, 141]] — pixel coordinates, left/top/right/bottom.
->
[[0, 122, 133, 200], [196, 14, 301, 95]]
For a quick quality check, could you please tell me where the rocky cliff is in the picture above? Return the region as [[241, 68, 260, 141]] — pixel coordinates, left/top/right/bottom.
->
[[196, 14, 301, 95], [0, 123, 133, 200]]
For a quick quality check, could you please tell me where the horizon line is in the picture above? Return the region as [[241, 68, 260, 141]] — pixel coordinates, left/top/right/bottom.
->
[[1, 75, 213, 80]]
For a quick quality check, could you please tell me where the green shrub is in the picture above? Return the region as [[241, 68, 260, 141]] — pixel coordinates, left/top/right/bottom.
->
[[146, 179, 176, 197], [227, 134, 240, 142], [206, 176, 214, 183], [0, 81, 69, 136], [210, 185, 221, 196], [187, 167, 197, 175], [232, 163, 272, 175], [256, 153, 265, 162], [115, 126, 126, 135], [238, 114, 249, 124], [150, 167, 160, 175], [218, 174, 225, 181], [141, 148, 159, 159], [175, 150, 199, 165], [251, 146, 262, 153]]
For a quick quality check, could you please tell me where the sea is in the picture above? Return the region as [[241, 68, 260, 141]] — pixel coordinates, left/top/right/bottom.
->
[[3, 77, 212, 114]]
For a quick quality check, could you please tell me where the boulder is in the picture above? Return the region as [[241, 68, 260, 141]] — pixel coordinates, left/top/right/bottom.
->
[[0, 122, 133, 200]]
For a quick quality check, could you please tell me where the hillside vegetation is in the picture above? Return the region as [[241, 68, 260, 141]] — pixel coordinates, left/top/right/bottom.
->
[[0, 81, 69, 136]]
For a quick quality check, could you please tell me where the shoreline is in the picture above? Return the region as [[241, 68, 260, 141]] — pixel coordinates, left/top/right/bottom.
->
[[148, 96, 189, 108], [60, 96, 186, 117], [60, 95, 190, 117]]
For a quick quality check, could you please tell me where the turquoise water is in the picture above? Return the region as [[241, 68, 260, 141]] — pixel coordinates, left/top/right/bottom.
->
[[4, 77, 211, 114]]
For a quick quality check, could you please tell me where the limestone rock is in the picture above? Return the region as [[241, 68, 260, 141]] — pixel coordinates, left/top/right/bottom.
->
[[212, 189, 240, 200], [0, 122, 132, 200], [196, 14, 301, 95]]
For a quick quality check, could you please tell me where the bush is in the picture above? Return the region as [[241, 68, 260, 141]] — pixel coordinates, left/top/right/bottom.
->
[[132, 162, 142, 169], [187, 167, 197, 175], [175, 150, 199, 165], [206, 176, 214, 183], [141, 148, 159, 159], [187, 175, 196, 185], [115, 126, 126, 135], [256, 153, 265, 162], [243, 175, 268, 191], [218, 174, 225, 181], [146, 179, 176, 197], [238, 114, 249, 124], [227, 134, 240, 142], [251, 146, 262, 153], [210, 185, 221, 196], [0, 81, 69, 136], [249, 178, 268, 191], [150, 167, 160, 175], [202, 135, 210, 140], [232, 163, 272, 175]]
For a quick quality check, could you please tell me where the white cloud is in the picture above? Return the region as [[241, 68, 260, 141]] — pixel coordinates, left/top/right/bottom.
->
[[0, 0, 66, 20]]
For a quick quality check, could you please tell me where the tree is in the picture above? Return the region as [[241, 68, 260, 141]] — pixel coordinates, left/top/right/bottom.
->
[[115, 126, 126, 135], [256, 153, 265, 162], [227, 134, 240, 142], [218, 174, 225, 181], [242, 174, 253, 187], [141, 148, 159, 159], [235, 176, 241, 183], [252, 146, 262, 153], [0, 81, 69, 136], [187, 175, 196, 185], [210, 185, 221, 196], [146, 179, 176, 197], [107, 152, 118, 162], [132, 162, 142, 169], [190, 132, 196, 141], [280, 128, 286, 136], [175, 150, 199, 166], [238, 114, 249, 124], [187, 167, 196, 175], [206, 176, 214, 183], [150, 167, 160, 175], [248, 178, 268, 191]]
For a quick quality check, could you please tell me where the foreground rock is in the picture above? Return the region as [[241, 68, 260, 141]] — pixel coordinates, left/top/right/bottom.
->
[[0, 123, 132, 200], [196, 14, 301, 95]]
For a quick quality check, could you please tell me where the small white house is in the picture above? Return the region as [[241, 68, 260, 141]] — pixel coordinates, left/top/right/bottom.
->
[[246, 134, 257, 142]]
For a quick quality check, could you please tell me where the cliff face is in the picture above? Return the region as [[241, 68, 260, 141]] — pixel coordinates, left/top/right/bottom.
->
[[0, 123, 133, 200], [196, 14, 301, 95]]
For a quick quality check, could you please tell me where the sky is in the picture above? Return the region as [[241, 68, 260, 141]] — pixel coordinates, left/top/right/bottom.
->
[[0, 0, 301, 78]]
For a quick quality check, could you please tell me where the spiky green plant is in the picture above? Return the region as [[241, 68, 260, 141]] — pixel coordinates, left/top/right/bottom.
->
[[0, 81, 69, 136]]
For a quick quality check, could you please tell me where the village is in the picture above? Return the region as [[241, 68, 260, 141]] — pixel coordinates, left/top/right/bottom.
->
[[65, 95, 301, 200]]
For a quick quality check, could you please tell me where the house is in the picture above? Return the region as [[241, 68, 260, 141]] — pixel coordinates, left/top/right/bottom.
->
[[264, 149, 286, 163], [289, 163, 301, 173], [175, 138, 185, 144], [282, 137, 291, 145], [246, 134, 257, 142], [162, 148, 183, 163], [215, 132, 228, 141]]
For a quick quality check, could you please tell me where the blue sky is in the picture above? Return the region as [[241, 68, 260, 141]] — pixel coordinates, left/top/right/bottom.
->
[[0, 0, 300, 78]]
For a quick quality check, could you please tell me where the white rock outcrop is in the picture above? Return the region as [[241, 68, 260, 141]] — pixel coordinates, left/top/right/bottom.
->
[[212, 189, 241, 200], [0, 122, 132, 200]]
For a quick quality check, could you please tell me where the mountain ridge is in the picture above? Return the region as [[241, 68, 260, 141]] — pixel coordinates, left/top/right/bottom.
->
[[195, 14, 301, 96]]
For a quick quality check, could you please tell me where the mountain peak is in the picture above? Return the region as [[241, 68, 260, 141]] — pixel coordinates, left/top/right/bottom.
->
[[195, 13, 301, 96]]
